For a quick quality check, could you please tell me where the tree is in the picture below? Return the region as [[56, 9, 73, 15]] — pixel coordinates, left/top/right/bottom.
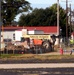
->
[[19, 8, 46, 26], [1, 0, 32, 26], [18, 4, 67, 37]]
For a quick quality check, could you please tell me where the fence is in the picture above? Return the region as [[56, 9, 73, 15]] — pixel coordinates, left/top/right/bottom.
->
[[60, 37, 74, 50]]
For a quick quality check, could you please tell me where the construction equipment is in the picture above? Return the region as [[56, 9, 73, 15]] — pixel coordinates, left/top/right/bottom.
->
[[3, 30, 56, 54], [20, 34, 55, 53]]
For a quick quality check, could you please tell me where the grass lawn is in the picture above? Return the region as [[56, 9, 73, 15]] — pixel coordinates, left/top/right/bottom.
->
[[0, 53, 74, 63], [0, 54, 74, 60]]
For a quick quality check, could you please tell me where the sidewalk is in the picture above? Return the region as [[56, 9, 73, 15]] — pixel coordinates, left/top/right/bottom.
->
[[0, 63, 74, 69]]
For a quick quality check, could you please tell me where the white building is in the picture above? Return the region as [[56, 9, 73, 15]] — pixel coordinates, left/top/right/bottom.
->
[[1, 26, 58, 42], [1, 31, 15, 42], [15, 29, 44, 41]]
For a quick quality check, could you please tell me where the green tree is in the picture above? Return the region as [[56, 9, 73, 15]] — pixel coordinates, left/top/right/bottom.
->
[[18, 3, 66, 37], [1, 0, 32, 26]]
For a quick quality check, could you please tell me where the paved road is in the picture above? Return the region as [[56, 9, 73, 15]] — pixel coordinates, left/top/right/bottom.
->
[[0, 63, 74, 69], [0, 68, 74, 75]]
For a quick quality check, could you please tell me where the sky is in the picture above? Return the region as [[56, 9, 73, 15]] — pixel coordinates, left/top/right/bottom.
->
[[26, 0, 57, 9], [15, 0, 74, 21], [26, 0, 74, 9]]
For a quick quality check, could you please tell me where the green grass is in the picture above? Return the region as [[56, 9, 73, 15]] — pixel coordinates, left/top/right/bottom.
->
[[0, 54, 22, 58], [0, 54, 74, 60]]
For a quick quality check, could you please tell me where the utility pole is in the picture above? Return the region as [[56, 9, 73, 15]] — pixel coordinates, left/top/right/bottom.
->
[[66, 0, 68, 40], [73, 10, 74, 27], [69, 4, 71, 36], [57, 0, 59, 36], [73, 10, 74, 26], [0, 0, 1, 26], [61, 0, 72, 45], [0, 0, 1, 56]]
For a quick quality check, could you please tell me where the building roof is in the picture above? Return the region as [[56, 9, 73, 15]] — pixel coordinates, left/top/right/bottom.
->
[[1, 26, 58, 34]]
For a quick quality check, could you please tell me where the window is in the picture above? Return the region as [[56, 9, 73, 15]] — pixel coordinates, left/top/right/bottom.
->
[[3, 39, 12, 42]]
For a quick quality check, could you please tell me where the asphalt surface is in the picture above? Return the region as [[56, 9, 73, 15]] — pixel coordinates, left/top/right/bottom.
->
[[0, 68, 74, 75]]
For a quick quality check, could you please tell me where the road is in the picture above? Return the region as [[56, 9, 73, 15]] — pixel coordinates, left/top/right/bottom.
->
[[0, 68, 74, 75], [0, 63, 74, 69], [0, 63, 74, 75]]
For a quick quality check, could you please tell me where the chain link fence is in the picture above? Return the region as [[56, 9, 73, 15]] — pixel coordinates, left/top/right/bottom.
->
[[60, 37, 74, 50]]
